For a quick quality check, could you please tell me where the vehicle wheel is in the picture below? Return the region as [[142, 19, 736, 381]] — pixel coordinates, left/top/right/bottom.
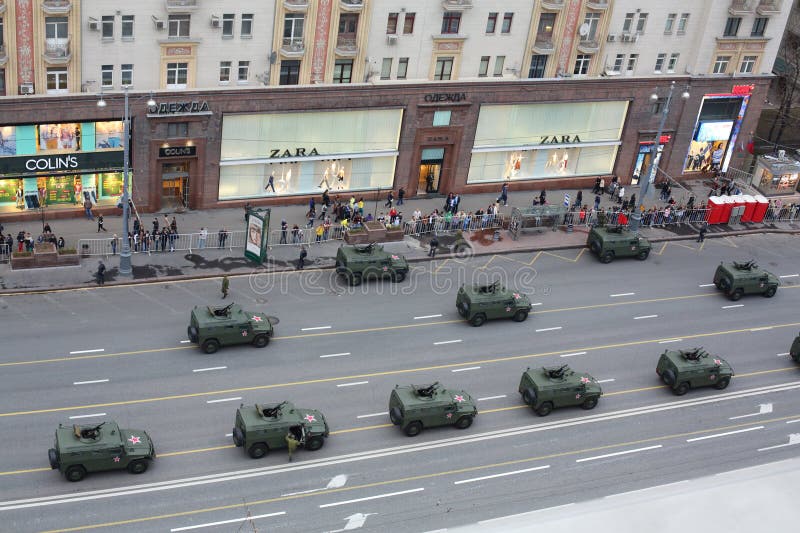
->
[[248, 442, 268, 459], [457, 305, 466, 318], [600, 251, 614, 264], [202, 339, 219, 354], [729, 289, 743, 301], [661, 369, 676, 386], [252, 334, 269, 348], [590, 241, 600, 254], [454, 415, 473, 430], [65, 465, 86, 482], [522, 388, 536, 406], [763, 286, 776, 298], [674, 382, 690, 396], [48, 448, 59, 469], [714, 377, 731, 390], [719, 278, 730, 291], [305, 436, 324, 451], [403, 421, 423, 437], [127, 459, 148, 475], [637, 250, 649, 261], [470, 313, 486, 327], [348, 273, 362, 286], [389, 407, 403, 426], [232, 427, 245, 447], [512, 310, 529, 322], [535, 402, 553, 416], [581, 397, 598, 410], [392, 271, 406, 283]]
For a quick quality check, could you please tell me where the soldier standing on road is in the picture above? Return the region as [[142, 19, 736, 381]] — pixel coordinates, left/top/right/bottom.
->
[[286, 431, 299, 462], [298, 246, 307, 270], [96, 261, 106, 286], [221, 275, 230, 299], [429, 236, 439, 258], [697, 222, 708, 243]]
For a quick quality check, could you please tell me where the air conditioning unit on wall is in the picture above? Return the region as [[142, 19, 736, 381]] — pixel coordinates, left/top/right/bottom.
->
[[19, 83, 34, 95], [88, 17, 99, 31], [607, 34, 616, 42], [387, 34, 397, 44], [152, 16, 165, 30], [210, 15, 220, 28]]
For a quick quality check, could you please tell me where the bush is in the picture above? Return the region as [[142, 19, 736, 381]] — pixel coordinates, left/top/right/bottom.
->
[[59, 248, 77, 255], [347, 226, 366, 234], [12, 251, 32, 258]]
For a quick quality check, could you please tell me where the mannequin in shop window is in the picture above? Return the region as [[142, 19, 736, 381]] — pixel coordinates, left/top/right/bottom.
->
[[16, 186, 24, 209], [319, 168, 331, 190], [337, 167, 345, 190]]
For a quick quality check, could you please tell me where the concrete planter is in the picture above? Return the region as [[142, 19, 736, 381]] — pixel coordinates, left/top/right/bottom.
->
[[385, 228, 404, 242], [344, 229, 370, 244], [10, 253, 35, 270], [57, 252, 80, 266]]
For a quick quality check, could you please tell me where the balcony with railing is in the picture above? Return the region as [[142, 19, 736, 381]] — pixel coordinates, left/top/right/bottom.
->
[[0, 0, 6, 14], [586, 0, 609, 10], [532, 36, 556, 55], [284, 0, 309, 12], [335, 35, 358, 56], [281, 37, 305, 57], [441, 0, 473, 11], [43, 38, 71, 63], [756, 0, 781, 15], [165, 0, 198, 12], [41, 0, 72, 14], [540, 0, 564, 9], [577, 38, 600, 53], [340, 0, 363, 12], [729, 0, 754, 15]]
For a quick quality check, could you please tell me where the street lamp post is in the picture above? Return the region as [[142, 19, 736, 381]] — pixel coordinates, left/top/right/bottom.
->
[[629, 81, 690, 234]]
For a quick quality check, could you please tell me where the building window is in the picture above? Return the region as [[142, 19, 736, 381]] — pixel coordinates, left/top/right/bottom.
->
[[403, 13, 415, 34], [677, 13, 689, 33], [387, 12, 398, 34], [222, 14, 234, 38], [529, 55, 547, 78], [167, 122, 188, 138], [713, 55, 730, 74], [284, 14, 304, 44], [636, 13, 648, 34], [478, 56, 490, 77], [622, 13, 634, 33], [486, 12, 497, 33], [740, 55, 757, 73], [101, 15, 114, 39], [654, 53, 666, 73], [241, 14, 253, 38], [397, 57, 409, 79], [339, 13, 358, 34], [238, 60, 250, 82], [612, 54, 624, 73], [1, 18, 6, 45], [46, 67, 68, 93], [441, 12, 461, 34], [121, 64, 133, 86], [651, 97, 665, 115], [537, 12, 556, 42], [219, 61, 231, 82], [664, 13, 676, 33], [751, 17, 768, 37], [626, 54, 638, 73], [668, 53, 679, 73], [45, 17, 68, 39], [433, 110, 451, 127], [434, 57, 454, 80], [724, 17, 741, 37], [501, 13, 513, 34], [493, 56, 505, 76], [333, 59, 353, 83], [573, 54, 591, 75], [280, 60, 300, 85], [380, 58, 392, 79], [121, 15, 134, 39], [168, 14, 190, 38], [166, 62, 188, 87], [583, 12, 600, 40], [101, 65, 113, 87]]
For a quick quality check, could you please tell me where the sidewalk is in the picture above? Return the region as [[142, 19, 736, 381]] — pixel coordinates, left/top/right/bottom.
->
[[1, 181, 798, 293]]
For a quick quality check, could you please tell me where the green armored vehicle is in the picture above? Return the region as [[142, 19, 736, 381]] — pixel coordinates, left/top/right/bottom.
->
[[48, 421, 155, 482], [389, 382, 477, 436], [232, 401, 329, 459], [656, 347, 734, 395], [587, 226, 651, 263], [713, 260, 780, 301], [518, 364, 603, 416], [790, 333, 800, 363], [456, 281, 532, 326], [188, 303, 273, 354], [335, 243, 409, 285]]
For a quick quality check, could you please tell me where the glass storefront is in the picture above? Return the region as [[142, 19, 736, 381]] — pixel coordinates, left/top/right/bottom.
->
[[467, 101, 628, 183], [218, 108, 403, 199], [753, 156, 800, 196], [0, 178, 22, 206]]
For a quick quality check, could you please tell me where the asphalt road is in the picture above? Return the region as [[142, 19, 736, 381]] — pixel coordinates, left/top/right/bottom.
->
[[1, 233, 800, 532]]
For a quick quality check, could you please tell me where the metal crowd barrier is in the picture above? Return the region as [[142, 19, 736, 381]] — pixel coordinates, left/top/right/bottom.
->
[[77, 230, 245, 257], [0, 243, 9, 263], [270, 225, 345, 246], [404, 214, 504, 236]]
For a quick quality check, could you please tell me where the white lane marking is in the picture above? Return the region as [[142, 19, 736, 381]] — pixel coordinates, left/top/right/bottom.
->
[[69, 349, 104, 355], [777, 352, 790, 357], [225, 433, 232, 437], [357, 412, 387, 419], [560, 351, 586, 358], [610, 292, 635, 298], [604, 480, 689, 499], [478, 395, 507, 401], [170, 511, 286, 532], [634, 315, 658, 320], [337, 381, 369, 388], [320, 352, 351, 358], [750, 327, 773, 332], [729, 403, 773, 420], [536, 327, 562, 333], [531, 303, 543, 307], [787, 419, 800, 424], [658, 339, 683, 344], [722, 304, 744, 309], [192, 366, 227, 373], [205, 397, 242, 404], [414, 314, 442, 320], [281, 488, 323, 497], [301, 326, 331, 331], [779, 274, 799, 278], [479, 504, 575, 525], [698, 283, 715, 288], [576, 445, 662, 463], [434, 339, 462, 345], [180, 340, 191, 344], [68, 413, 106, 420], [686, 426, 764, 442], [451, 366, 481, 373], [597, 379, 616, 384], [72, 379, 109, 385], [454, 465, 550, 485], [319, 487, 424, 509], [757, 434, 800, 452]]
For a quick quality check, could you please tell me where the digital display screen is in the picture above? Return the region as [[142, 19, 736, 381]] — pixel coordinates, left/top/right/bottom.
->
[[696, 121, 733, 142]]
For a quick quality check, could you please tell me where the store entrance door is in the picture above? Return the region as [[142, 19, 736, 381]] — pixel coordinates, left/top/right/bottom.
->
[[418, 148, 445, 195], [162, 163, 189, 210]]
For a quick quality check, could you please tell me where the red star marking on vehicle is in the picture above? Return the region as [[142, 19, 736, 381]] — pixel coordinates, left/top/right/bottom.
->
[[303, 414, 316, 423], [513, 293, 521, 299], [251, 315, 263, 322], [391, 255, 399, 260], [714, 359, 722, 365], [128, 435, 141, 445], [446, 413, 453, 419], [113, 456, 120, 463], [453, 395, 465, 403], [242, 330, 248, 336], [505, 307, 511, 312], [580, 376, 591, 384]]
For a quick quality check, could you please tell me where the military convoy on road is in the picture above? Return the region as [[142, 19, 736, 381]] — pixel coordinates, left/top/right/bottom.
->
[[389, 382, 478, 436], [335, 243, 409, 285], [656, 347, 734, 396], [713, 260, 780, 301], [518, 364, 603, 416], [232, 401, 330, 459], [587, 226, 651, 263], [188, 303, 274, 354], [456, 281, 533, 326]]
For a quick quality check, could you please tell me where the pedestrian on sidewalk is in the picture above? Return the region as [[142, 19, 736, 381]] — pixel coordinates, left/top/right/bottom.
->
[[286, 432, 299, 462], [152, 218, 159, 234], [594, 194, 601, 211], [97, 214, 107, 232], [539, 189, 547, 206], [111, 234, 117, 255], [428, 236, 439, 258], [221, 275, 230, 299], [170, 217, 177, 233], [297, 245, 307, 270], [96, 261, 106, 286], [599, 177, 605, 195], [592, 178, 601, 195], [618, 186, 625, 205], [573, 190, 583, 210], [243, 202, 251, 222], [83, 198, 94, 220], [199, 227, 207, 249], [218, 228, 228, 249], [280, 220, 288, 244], [398, 187, 405, 206], [497, 183, 508, 206], [697, 223, 708, 243], [385, 191, 394, 208]]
